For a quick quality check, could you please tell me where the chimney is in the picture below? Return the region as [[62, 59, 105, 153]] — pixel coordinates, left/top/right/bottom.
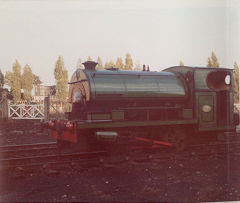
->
[[82, 61, 98, 70], [143, 64, 146, 71]]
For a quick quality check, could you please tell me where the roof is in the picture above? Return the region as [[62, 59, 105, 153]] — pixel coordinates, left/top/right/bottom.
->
[[165, 66, 233, 71]]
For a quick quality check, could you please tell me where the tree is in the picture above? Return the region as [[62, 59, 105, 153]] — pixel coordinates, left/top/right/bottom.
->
[[207, 57, 213, 67], [105, 60, 115, 69], [22, 64, 34, 101], [179, 60, 184, 66], [5, 60, 22, 102], [54, 56, 68, 101], [0, 88, 10, 101], [234, 61, 239, 103], [76, 58, 84, 69], [87, 56, 92, 61], [97, 57, 104, 70], [207, 52, 219, 68], [125, 53, 133, 70], [115, 57, 124, 70], [12, 60, 22, 102], [4, 71, 13, 87], [134, 61, 141, 71], [33, 74, 42, 85], [0, 69, 4, 89], [211, 52, 219, 67], [0, 68, 6, 101]]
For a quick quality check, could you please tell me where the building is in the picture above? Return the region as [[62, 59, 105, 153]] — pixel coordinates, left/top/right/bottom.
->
[[32, 85, 56, 102]]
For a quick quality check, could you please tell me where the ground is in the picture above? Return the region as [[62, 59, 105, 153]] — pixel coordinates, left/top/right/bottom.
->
[[0, 121, 240, 202], [0, 120, 55, 145]]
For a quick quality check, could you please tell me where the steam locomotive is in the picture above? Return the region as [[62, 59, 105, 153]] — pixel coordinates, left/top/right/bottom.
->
[[46, 61, 239, 151]]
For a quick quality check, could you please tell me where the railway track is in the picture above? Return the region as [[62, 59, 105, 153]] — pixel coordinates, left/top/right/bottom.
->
[[88, 139, 240, 170], [0, 142, 57, 151], [0, 141, 106, 171], [0, 142, 58, 158], [1, 133, 240, 173], [0, 150, 107, 171], [112, 138, 240, 164]]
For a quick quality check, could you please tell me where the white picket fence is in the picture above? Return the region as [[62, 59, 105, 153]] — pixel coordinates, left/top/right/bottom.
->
[[8, 102, 44, 119], [235, 104, 240, 111]]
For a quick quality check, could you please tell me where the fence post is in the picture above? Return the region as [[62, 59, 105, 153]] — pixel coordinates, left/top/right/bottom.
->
[[44, 96, 50, 121], [8, 100, 11, 119], [5, 99, 9, 119], [0, 98, 7, 120]]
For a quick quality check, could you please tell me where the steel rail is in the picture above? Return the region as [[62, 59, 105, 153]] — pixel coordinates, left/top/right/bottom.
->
[[0, 142, 57, 152], [0, 146, 58, 158], [0, 151, 107, 170], [0, 158, 101, 171]]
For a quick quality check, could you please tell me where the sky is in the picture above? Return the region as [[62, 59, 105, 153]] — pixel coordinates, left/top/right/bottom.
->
[[0, 0, 239, 85]]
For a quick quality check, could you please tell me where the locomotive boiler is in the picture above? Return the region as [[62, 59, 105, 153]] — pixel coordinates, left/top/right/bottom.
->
[[47, 61, 239, 151]]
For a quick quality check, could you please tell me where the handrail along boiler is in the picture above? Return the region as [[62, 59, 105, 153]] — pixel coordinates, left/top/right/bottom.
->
[[46, 61, 239, 151]]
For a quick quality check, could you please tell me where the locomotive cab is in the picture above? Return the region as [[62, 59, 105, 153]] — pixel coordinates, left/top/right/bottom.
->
[[165, 66, 238, 132]]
